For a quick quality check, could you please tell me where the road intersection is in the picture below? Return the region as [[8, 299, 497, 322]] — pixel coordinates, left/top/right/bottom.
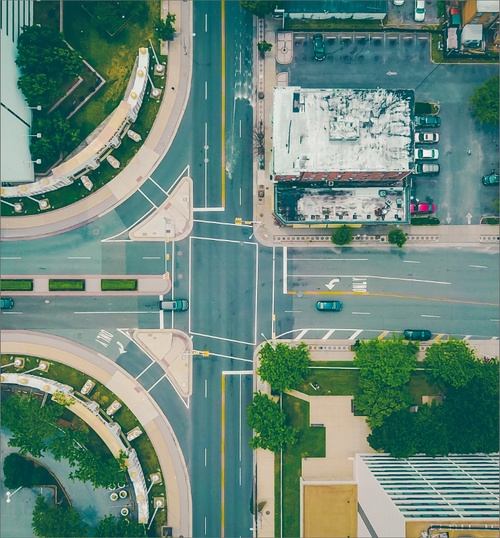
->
[[1, 2, 499, 538]]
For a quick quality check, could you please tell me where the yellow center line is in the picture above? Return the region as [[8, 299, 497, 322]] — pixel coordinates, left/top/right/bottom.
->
[[221, 0, 226, 208], [221, 373, 226, 537], [288, 290, 498, 306]]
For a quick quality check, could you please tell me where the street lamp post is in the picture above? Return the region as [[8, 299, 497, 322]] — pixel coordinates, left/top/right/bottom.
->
[[6, 486, 23, 503]]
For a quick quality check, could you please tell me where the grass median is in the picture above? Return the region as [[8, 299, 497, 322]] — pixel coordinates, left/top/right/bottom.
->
[[0, 280, 34, 291], [101, 279, 138, 291], [49, 279, 86, 291]]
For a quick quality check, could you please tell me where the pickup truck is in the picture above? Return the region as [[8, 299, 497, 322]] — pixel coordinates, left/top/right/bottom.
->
[[415, 115, 441, 128]]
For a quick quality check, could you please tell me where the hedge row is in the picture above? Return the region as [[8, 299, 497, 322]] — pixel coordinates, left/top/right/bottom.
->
[[101, 279, 138, 291], [0, 280, 33, 291]]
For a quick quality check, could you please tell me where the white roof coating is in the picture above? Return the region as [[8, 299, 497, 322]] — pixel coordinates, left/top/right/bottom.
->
[[477, 1, 499, 13], [273, 87, 414, 175]]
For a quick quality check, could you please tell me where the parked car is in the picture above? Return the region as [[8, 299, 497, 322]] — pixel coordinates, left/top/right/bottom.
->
[[410, 202, 435, 214], [415, 115, 441, 127], [414, 0, 425, 21], [393, 0, 404, 5], [416, 148, 439, 160], [1, 297, 14, 310], [312, 34, 326, 61], [403, 329, 432, 341], [414, 163, 440, 175], [160, 299, 189, 311], [482, 172, 499, 186], [316, 300, 343, 312], [414, 132, 439, 144]]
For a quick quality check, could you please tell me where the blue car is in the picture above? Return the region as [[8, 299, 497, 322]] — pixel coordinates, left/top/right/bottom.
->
[[316, 300, 342, 312], [313, 34, 326, 61]]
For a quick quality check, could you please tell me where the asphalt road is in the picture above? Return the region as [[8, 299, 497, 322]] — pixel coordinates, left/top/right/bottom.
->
[[280, 32, 499, 224]]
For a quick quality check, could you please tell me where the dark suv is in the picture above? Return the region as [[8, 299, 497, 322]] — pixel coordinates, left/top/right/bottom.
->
[[415, 116, 441, 128], [482, 172, 499, 186], [403, 329, 432, 341], [313, 34, 326, 61]]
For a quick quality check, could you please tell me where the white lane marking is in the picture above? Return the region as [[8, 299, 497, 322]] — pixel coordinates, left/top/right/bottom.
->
[[74, 311, 156, 314], [271, 246, 276, 339], [190, 332, 255, 346], [194, 219, 245, 226], [490, 319, 500, 322], [239, 376, 242, 462], [239, 119, 242, 138], [463, 335, 471, 340], [322, 329, 335, 339], [204, 516, 207, 536], [239, 467, 242, 486], [143, 256, 161, 260], [221, 370, 253, 375], [204, 122, 208, 207], [239, 187, 242, 205], [193, 206, 225, 212], [403, 260, 421, 264], [138, 188, 158, 208], [191, 235, 254, 246], [239, 51, 242, 72], [135, 360, 156, 380], [293, 258, 368, 261], [255, 243, 260, 343], [349, 329, 363, 340], [205, 13, 208, 31], [1, 257, 21, 260], [469, 265, 488, 268], [294, 329, 308, 341], [204, 448, 207, 467], [189, 237, 193, 335], [283, 246, 288, 294], [146, 374, 167, 393], [1, 312, 23, 315], [200, 353, 251, 363], [284, 310, 302, 313], [205, 80, 208, 99], [293, 274, 451, 285], [68, 256, 91, 259], [421, 314, 441, 318], [148, 176, 168, 195], [352, 312, 371, 315], [204, 379, 208, 398]]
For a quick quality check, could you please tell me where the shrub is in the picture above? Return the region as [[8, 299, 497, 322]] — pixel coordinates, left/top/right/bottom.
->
[[331, 225, 353, 245], [388, 228, 407, 248], [101, 279, 138, 291]]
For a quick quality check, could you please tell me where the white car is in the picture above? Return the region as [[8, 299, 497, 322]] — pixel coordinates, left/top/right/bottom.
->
[[414, 0, 425, 21], [415, 132, 439, 144], [416, 148, 439, 160], [393, 0, 405, 5]]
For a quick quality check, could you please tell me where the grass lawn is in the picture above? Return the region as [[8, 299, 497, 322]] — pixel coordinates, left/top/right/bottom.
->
[[101, 279, 138, 291], [0, 280, 33, 291], [298, 367, 360, 396], [48, 279, 86, 291], [281, 395, 326, 538], [63, 0, 160, 140]]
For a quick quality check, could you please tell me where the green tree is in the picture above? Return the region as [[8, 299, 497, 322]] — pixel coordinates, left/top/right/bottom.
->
[[469, 75, 499, 125], [331, 225, 353, 245], [156, 14, 176, 41], [49, 427, 88, 466], [353, 338, 418, 387], [257, 40, 273, 57], [257, 341, 310, 393], [240, 1, 282, 17], [2, 394, 63, 457], [3, 453, 35, 489], [354, 380, 414, 428], [388, 228, 407, 248], [94, 515, 146, 537], [424, 340, 479, 388], [70, 450, 128, 489], [414, 403, 449, 457], [17, 73, 64, 107], [32, 495, 89, 538], [247, 392, 297, 452], [52, 390, 75, 407], [368, 409, 417, 458]]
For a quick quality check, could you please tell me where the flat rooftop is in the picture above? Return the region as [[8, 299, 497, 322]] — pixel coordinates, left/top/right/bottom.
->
[[275, 183, 409, 225], [272, 87, 414, 176]]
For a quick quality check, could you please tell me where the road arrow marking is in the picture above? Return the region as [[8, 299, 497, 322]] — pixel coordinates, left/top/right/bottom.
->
[[466, 212, 473, 224], [386, 71, 397, 76], [117, 341, 128, 355], [325, 278, 339, 290], [446, 213, 452, 224]]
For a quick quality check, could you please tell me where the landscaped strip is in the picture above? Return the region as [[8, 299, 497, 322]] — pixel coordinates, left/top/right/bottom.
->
[[101, 279, 138, 291], [0, 279, 34, 291], [48, 279, 86, 291]]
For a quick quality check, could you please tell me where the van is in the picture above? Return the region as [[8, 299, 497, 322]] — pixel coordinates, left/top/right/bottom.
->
[[414, 163, 440, 175], [160, 299, 189, 311]]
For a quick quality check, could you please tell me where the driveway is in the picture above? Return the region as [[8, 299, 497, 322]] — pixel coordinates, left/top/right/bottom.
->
[[277, 32, 499, 224]]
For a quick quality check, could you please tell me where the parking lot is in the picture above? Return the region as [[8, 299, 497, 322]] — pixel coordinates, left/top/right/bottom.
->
[[277, 32, 499, 224]]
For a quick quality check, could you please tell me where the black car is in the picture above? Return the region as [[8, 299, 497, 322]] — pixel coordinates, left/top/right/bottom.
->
[[403, 329, 432, 341], [1, 297, 14, 310], [313, 34, 326, 61], [415, 116, 441, 128]]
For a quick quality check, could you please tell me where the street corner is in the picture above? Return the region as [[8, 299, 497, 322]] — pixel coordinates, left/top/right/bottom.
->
[[132, 329, 193, 397], [128, 176, 193, 242], [276, 32, 293, 64]]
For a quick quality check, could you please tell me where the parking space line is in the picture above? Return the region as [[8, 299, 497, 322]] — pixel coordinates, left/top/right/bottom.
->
[[378, 331, 389, 340], [433, 334, 446, 341], [463, 335, 472, 340], [294, 329, 309, 341], [146, 373, 167, 393], [135, 360, 155, 380], [322, 329, 335, 340]]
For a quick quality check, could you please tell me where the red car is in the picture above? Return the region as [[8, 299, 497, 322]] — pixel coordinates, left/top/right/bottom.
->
[[410, 202, 435, 215]]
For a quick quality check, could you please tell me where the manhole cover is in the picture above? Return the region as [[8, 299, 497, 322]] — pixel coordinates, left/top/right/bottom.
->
[[297, 291, 303, 298], [93, 229, 99, 235]]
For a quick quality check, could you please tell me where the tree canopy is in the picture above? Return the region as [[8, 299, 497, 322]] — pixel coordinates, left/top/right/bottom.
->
[[3, 453, 36, 489], [331, 225, 353, 245], [247, 392, 297, 452], [32, 495, 89, 538], [388, 228, 407, 248], [156, 14, 176, 41], [94, 515, 146, 537], [257, 341, 311, 393], [240, 1, 281, 17], [424, 339, 478, 388], [469, 75, 499, 125]]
